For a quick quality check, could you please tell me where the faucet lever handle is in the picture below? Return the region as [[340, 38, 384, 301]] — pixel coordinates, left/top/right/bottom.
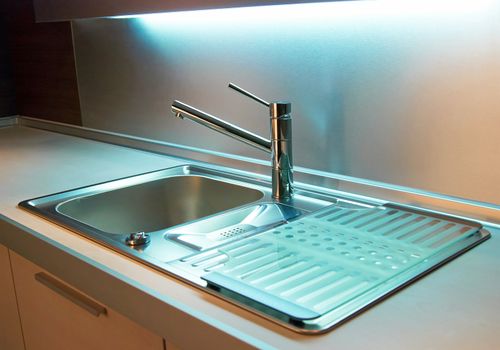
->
[[228, 83, 270, 108]]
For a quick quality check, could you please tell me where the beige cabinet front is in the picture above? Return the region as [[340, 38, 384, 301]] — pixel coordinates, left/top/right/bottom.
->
[[10, 251, 165, 350], [0, 245, 25, 350]]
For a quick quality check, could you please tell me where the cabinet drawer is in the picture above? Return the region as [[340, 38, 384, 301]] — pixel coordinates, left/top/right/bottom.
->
[[10, 251, 164, 350]]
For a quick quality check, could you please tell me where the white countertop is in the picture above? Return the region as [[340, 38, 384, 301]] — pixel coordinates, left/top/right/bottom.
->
[[1, 124, 499, 350]]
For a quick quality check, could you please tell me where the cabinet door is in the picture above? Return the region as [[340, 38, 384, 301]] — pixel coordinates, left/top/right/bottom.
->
[[0, 245, 25, 350], [10, 251, 164, 350]]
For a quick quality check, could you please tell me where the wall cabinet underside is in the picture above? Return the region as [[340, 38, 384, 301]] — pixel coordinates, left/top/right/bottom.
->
[[33, 0, 347, 22]]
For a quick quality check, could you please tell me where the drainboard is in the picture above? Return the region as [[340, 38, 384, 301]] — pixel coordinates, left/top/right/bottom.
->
[[169, 203, 489, 333]]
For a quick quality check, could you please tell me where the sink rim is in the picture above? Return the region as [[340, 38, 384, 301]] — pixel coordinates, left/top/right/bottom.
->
[[17, 163, 490, 335]]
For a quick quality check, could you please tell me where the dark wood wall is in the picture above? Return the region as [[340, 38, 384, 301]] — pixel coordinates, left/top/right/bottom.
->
[[0, 6, 17, 117], [1, 0, 81, 125]]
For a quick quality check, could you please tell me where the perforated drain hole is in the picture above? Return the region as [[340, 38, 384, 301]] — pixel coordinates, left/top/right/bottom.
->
[[217, 226, 248, 239]]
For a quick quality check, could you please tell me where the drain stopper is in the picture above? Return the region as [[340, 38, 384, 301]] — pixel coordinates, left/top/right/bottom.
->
[[125, 231, 151, 246]]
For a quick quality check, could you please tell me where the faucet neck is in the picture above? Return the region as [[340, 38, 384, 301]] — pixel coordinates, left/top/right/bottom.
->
[[269, 102, 293, 200], [228, 83, 294, 200]]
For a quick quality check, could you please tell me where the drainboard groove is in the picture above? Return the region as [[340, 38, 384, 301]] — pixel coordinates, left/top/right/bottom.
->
[[429, 226, 475, 249], [237, 253, 296, 280], [342, 209, 384, 228], [311, 279, 372, 312], [280, 268, 341, 298], [395, 218, 440, 241], [223, 244, 282, 267], [246, 257, 306, 286], [409, 221, 453, 244], [180, 238, 260, 264], [274, 267, 330, 297], [219, 242, 273, 261], [314, 208, 341, 219], [353, 210, 399, 230], [382, 215, 426, 237], [368, 213, 413, 234], [193, 254, 228, 268], [225, 249, 290, 277], [295, 274, 353, 304], [372, 214, 416, 236], [250, 259, 313, 287], [326, 210, 358, 222], [265, 264, 325, 292], [339, 208, 381, 226], [235, 252, 302, 283]]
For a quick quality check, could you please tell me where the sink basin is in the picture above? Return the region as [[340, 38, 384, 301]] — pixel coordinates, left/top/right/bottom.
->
[[57, 175, 263, 235], [20, 165, 332, 259]]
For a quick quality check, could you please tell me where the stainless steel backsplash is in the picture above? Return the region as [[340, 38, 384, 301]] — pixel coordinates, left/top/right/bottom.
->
[[72, 2, 500, 205]]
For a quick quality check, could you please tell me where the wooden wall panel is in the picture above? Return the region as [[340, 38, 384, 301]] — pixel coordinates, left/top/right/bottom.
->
[[5, 0, 82, 125]]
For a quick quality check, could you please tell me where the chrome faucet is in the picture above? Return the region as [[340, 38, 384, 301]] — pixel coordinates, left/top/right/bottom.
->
[[171, 83, 293, 201]]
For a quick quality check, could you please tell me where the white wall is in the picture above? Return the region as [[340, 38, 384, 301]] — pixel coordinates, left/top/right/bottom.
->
[[72, 1, 500, 205]]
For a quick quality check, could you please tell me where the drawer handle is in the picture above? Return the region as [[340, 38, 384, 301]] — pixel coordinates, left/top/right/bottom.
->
[[34, 272, 107, 317]]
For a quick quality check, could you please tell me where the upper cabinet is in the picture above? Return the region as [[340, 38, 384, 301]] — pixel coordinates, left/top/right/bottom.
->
[[33, 0, 342, 22]]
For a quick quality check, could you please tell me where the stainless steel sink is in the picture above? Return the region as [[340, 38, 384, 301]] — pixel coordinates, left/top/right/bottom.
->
[[57, 175, 263, 235], [19, 163, 489, 334]]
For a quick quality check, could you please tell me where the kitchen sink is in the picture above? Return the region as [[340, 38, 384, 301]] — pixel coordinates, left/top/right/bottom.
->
[[56, 175, 263, 235], [19, 164, 333, 260], [19, 164, 490, 334]]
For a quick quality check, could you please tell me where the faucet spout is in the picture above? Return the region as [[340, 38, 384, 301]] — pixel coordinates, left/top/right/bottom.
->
[[171, 83, 293, 200], [172, 100, 271, 153]]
